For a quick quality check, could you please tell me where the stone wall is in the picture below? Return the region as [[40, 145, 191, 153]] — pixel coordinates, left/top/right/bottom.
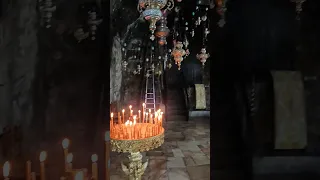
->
[[0, 0, 38, 134]]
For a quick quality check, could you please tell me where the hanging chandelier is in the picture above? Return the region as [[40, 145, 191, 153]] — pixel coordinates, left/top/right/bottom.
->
[[196, 48, 210, 67], [171, 41, 186, 70], [291, 0, 306, 20], [137, 0, 174, 36], [155, 17, 170, 45]]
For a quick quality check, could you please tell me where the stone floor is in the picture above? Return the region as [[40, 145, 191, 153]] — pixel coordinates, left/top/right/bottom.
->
[[110, 117, 210, 180]]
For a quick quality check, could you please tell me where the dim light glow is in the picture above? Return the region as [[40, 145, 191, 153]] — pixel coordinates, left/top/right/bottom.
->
[[91, 154, 98, 162], [66, 153, 73, 163], [74, 171, 84, 180], [39, 151, 47, 162], [110, 113, 113, 118], [2, 161, 10, 177], [62, 138, 70, 149]]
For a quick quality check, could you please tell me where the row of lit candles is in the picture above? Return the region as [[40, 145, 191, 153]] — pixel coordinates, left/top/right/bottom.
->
[[110, 104, 164, 140], [2, 132, 110, 180], [112, 104, 163, 124]]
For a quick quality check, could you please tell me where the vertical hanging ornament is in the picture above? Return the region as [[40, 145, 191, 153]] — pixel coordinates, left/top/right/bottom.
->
[[87, 10, 103, 40], [171, 41, 186, 70], [155, 16, 170, 45], [138, 0, 174, 40], [216, 0, 227, 27], [38, 0, 56, 28], [122, 43, 128, 71], [291, 0, 306, 20], [196, 48, 210, 67]]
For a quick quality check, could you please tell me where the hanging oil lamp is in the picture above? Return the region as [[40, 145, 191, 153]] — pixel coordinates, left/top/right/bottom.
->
[[138, 0, 174, 38], [87, 10, 103, 40], [38, 0, 56, 28], [216, 0, 227, 27], [196, 48, 210, 67], [171, 41, 186, 70], [291, 0, 306, 20], [155, 17, 170, 45]]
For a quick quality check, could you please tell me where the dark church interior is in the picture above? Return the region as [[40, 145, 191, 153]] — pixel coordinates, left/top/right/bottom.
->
[[1, 0, 320, 179]]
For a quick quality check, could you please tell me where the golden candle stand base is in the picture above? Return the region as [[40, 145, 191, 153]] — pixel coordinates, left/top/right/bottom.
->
[[110, 129, 165, 180]]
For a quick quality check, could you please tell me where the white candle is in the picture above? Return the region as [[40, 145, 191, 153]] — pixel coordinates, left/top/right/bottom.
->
[[3, 161, 10, 180], [138, 110, 141, 123], [39, 151, 47, 180], [66, 153, 73, 171], [91, 154, 98, 180], [74, 171, 84, 180], [62, 138, 70, 171]]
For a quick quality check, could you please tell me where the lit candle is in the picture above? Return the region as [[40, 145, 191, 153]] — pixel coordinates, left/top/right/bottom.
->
[[129, 121, 133, 139], [110, 113, 114, 133], [129, 105, 132, 115], [74, 171, 84, 180], [62, 138, 70, 171], [26, 161, 31, 180], [39, 151, 47, 180], [138, 110, 141, 123], [150, 114, 153, 123], [91, 154, 98, 180], [130, 110, 133, 117], [118, 112, 121, 124], [145, 113, 148, 123], [142, 103, 145, 122], [148, 109, 151, 114], [3, 161, 10, 180], [122, 109, 125, 123], [104, 131, 110, 180], [66, 153, 73, 171], [133, 117, 137, 139]]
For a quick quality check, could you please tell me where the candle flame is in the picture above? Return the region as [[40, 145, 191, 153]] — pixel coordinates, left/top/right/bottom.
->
[[122, 109, 125, 113], [131, 110, 133, 113], [91, 154, 98, 162], [148, 109, 151, 113], [142, 103, 145, 107], [74, 171, 84, 180], [110, 113, 113, 118], [129, 121, 133, 126], [129, 105, 132, 109], [62, 138, 70, 149], [39, 151, 47, 162], [138, 110, 141, 113], [66, 153, 73, 163], [2, 161, 10, 177], [133, 115, 136, 121], [125, 120, 129, 126]]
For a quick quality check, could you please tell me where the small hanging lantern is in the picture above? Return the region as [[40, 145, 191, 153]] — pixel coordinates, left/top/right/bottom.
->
[[38, 0, 56, 28], [87, 10, 103, 40], [291, 0, 306, 20], [155, 17, 170, 45], [138, 0, 174, 36], [216, 0, 227, 27], [171, 41, 186, 70], [196, 48, 210, 67]]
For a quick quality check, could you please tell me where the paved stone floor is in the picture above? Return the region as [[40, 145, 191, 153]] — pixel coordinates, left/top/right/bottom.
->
[[110, 117, 210, 180]]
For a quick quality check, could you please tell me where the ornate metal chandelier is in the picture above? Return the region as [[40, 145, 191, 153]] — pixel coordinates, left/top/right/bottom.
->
[[137, 0, 174, 37], [155, 17, 170, 45], [171, 41, 186, 70]]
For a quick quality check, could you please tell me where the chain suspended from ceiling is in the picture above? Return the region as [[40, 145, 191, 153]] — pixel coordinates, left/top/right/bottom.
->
[[136, 0, 226, 71]]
